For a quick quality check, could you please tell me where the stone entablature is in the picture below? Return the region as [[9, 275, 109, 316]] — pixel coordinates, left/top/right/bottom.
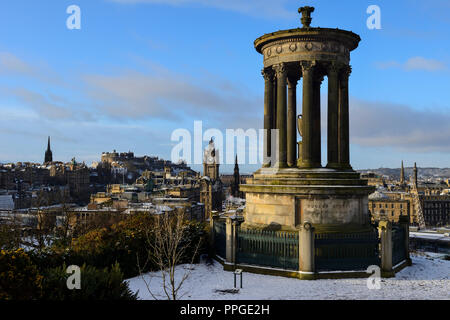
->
[[255, 28, 360, 68]]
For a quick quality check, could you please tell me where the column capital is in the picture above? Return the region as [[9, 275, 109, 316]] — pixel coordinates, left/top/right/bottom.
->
[[300, 60, 316, 73], [339, 65, 352, 80], [273, 63, 287, 78], [261, 68, 274, 81], [326, 61, 344, 75]]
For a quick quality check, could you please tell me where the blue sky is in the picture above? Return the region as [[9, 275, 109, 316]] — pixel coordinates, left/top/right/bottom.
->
[[0, 0, 449, 173]]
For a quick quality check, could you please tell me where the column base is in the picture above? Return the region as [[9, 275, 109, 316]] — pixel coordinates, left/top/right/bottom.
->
[[273, 162, 288, 169], [297, 160, 322, 169], [338, 163, 353, 171], [326, 162, 341, 170]]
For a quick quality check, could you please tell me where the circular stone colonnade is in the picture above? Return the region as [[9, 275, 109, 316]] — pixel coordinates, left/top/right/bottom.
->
[[240, 7, 375, 233]]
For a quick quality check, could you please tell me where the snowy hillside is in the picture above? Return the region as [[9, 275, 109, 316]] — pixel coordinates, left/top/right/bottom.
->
[[127, 253, 450, 300]]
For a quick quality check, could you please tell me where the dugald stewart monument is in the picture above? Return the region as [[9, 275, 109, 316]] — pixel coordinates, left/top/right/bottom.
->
[[242, 6, 374, 233], [213, 6, 411, 280]]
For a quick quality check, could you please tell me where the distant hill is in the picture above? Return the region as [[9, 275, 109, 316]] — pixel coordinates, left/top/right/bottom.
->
[[358, 167, 450, 179]]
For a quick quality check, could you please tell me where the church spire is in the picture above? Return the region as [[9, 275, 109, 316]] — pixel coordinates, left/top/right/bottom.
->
[[232, 155, 241, 198], [400, 160, 405, 185], [413, 162, 418, 188], [44, 136, 53, 163]]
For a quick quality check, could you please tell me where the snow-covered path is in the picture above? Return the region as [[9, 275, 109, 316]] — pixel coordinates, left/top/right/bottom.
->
[[127, 253, 450, 300]]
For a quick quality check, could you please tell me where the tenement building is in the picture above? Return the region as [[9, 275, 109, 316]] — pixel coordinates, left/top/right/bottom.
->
[[368, 191, 410, 223], [420, 195, 450, 227]]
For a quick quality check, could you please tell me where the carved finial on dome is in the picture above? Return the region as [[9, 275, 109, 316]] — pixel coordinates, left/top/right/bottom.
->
[[298, 6, 315, 29]]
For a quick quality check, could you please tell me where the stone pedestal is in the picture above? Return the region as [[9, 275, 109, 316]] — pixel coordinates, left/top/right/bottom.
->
[[379, 220, 395, 278], [299, 222, 315, 279], [240, 168, 374, 233]]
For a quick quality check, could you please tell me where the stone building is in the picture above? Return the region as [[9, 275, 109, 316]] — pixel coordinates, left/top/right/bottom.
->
[[420, 195, 450, 227], [368, 191, 410, 223], [360, 172, 385, 187], [49, 159, 90, 203]]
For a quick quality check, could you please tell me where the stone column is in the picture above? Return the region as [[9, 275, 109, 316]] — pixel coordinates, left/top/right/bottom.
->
[[209, 214, 219, 257], [338, 65, 352, 170], [287, 74, 299, 167], [272, 76, 277, 135], [326, 63, 340, 169], [299, 222, 315, 279], [312, 73, 323, 167], [274, 63, 287, 168], [379, 220, 394, 277], [299, 61, 316, 168], [262, 68, 274, 167], [399, 215, 412, 266], [225, 217, 235, 264]]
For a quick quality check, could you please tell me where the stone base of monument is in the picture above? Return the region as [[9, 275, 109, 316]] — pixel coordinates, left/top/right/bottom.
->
[[240, 167, 375, 233], [222, 167, 397, 279]]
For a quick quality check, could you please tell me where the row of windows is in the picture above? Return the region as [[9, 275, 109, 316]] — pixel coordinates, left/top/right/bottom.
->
[[372, 203, 405, 209], [373, 210, 407, 217], [423, 202, 450, 208]]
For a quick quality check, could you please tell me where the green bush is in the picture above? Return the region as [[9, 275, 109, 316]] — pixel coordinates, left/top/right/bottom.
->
[[0, 249, 43, 300], [66, 214, 208, 278], [68, 214, 155, 278], [41, 262, 137, 300]]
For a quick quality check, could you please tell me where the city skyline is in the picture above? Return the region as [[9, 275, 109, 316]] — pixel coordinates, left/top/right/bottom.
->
[[0, 0, 449, 172]]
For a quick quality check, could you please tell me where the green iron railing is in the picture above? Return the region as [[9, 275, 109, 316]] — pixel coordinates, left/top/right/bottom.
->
[[236, 228, 299, 270], [315, 230, 380, 272]]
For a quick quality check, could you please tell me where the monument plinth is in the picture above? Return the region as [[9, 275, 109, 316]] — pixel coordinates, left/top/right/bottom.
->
[[241, 7, 375, 233]]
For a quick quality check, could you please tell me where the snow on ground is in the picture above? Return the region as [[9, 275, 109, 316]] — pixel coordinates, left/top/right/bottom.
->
[[127, 253, 450, 300]]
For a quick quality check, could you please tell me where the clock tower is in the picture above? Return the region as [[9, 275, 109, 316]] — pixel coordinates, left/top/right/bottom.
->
[[203, 138, 220, 180], [200, 138, 223, 219]]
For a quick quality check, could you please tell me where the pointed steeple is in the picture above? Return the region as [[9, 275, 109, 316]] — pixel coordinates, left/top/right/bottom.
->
[[413, 162, 418, 188], [232, 155, 240, 197], [400, 160, 405, 185], [44, 136, 53, 164]]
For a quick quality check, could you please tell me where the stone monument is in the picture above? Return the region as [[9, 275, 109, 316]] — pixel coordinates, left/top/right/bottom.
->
[[240, 6, 375, 233]]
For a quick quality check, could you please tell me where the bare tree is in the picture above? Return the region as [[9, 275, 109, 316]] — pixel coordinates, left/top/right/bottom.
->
[[138, 209, 201, 300]]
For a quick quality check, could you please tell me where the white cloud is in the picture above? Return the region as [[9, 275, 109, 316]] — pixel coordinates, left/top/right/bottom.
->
[[82, 67, 261, 125], [376, 56, 447, 72], [0, 52, 34, 75], [404, 57, 446, 71], [349, 98, 450, 153]]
